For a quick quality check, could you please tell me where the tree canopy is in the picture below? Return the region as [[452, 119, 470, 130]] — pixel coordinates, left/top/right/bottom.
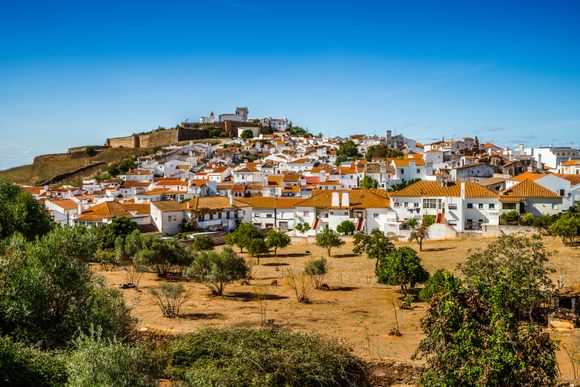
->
[[225, 223, 263, 253], [0, 178, 53, 240], [336, 140, 361, 163], [336, 220, 355, 235], [265, 229, 291, 256], [353, 228, 395, 270], [315, 229, 344, 257], [359, 175, 379, 189], [375, 246, 429, 293]]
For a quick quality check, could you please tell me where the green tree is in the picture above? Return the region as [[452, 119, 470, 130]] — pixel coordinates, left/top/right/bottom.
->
[[240, 129, 254, 139], [549, 213, 580, 245], [359, 175, 379, 189], [304, 257, 328, 289], [294, 222, 310, 236], [336, 220, 356, 235], [134, 236, 192, 277], [265, 229, 291, 256], [149, 283, 188, 318], [285, 126, 309, 136], [0, 227, 133, 349], [389, 178, 420, 192], [519, 212, 535, 226], [107, 157, 137, 177], [409, 215, 434, 251], [415, 236, 558, 385], [66, 330, 160, 387], [315, 229, 344, 257], [97, 216, 139, 250], [376, 247, 429, 293], [0, 178, 53, 240], [85, 147, 97, 156], [225, 223, 263, 253], [352, 228, 395, 270], [365, 144, 404, 160], [209, 128, 221, 138], [191, 235, 214, 251], [336, 140, 361, 164], [184, 247, 249, 296], [246, 238, 269, 265]]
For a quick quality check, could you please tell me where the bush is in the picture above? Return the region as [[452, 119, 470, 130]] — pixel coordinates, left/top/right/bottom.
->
[[0, 336, 67, 387], [149, 283, 188, 318], [85, 147, 97, 156], [165, 327, 368, 386], [336, 220, 356, 235], [304, 257, 328, 289], [376, 247, 429, 294], [66, 330, 160, 387], [520, 212, 535, 226], [419, 269, 457, 302], [500, 210, 519, 225]]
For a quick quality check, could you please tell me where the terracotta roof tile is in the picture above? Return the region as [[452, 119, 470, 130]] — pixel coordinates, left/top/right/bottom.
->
[[499, 179, 561, 201], [390, 181, 497, 198]]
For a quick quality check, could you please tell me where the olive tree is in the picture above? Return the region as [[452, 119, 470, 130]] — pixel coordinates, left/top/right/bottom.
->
[[375, 247, 429, 294], [315, 229, 344, 257], [265, 229, 291, 256], [353, 228, 395, 270]]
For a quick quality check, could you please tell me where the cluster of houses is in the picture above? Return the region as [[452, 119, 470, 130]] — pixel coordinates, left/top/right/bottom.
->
[[23, 110, 580, 239]]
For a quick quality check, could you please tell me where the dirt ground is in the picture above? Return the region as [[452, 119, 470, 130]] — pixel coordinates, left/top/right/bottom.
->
[[99, 235, 580, 383]]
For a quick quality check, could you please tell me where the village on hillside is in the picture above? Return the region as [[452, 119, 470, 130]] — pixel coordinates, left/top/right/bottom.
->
[[23, 106, 579, 242]]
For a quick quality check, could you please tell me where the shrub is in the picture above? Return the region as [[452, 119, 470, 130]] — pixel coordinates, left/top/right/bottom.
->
[[165, 328, 368, 386], [304, 257, 328, 289], [149, 283, 188, 318], [549, 213, 580, 245], [419, 269, 457, 302], [376, 247, 429, 294], [0, 336, 67, 387], [520, 212, 535, 226], [500, 210, 519, 225], [286, 270, 312, 303], [336, 220, 356, 235], [85, 147, 97, 156], [66, 330, 160, 387]]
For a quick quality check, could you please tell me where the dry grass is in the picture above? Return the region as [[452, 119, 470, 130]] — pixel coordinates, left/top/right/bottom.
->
[[98, 235, 580, 381]]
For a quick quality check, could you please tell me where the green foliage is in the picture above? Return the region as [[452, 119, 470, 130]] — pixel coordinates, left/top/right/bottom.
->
[[365, 144, 404, 160], [149, 283, 188, 318], [294, 222, 310, 235], [304, 257, 328, 289], [66, 330, 160, 387], [419, 269, 458, 302], [389, 178, 420, 192], [240, 129, 254, 139], [165, 327, 368, 386], [0, 227, 133, 349], [107, 157, 137, 177], [246, 238, 269, 263], [459, 234, 554, 320], [534, 213, 559, 234], [85, 147, 97, 157], [224, 223, 263, 253], [353, 228, 395, 270], [285, 126, 309, 136], [336, 220, 356, 235], [191, 235, 214, 251], [549, 213, 580, 245], [415, 237, 559, 385], [208, 129, 221, 138], [0, 336, 67, 387], [315, 229, 344, 257], [122, 232, 191, 277], [500, 210, 519, 225], [181, 218, 199, 233], [376, 247, 429, 293], [0, 178, 53, 240], [422, 215, 435, 227], [359, 175, 379, 189], [336, 140, 361, 164], [519, 212, 535, 226], [184, 247, 249, 296], [265, 229, 291, 256], [97, 216, 139, 250]]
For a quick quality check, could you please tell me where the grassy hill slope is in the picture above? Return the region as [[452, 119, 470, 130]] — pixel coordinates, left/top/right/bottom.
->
[[0, 147, 154, 185]]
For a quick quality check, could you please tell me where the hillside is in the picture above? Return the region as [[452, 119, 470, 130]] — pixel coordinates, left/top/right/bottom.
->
[[0, 147, 154, 185]]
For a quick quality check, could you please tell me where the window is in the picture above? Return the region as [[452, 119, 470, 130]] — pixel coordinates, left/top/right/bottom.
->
[[478, 203, 484, 209], [414, 202, 420, 208], [400, 169, 405, 174], [423, 199, 437, 209], [373, 213, 379, 218], [552, 203, 559, 210], [417, 169, 420, 173], [559, 189, 565, 196], [489, 203, 495, 209], [448, 203, 458, 210], [404, 202, 409, 207], [467, 203, 473, 209], [266, 213, 273, 218]]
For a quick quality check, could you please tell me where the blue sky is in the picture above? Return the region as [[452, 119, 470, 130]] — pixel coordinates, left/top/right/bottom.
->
[[1, 0, 579, 169]]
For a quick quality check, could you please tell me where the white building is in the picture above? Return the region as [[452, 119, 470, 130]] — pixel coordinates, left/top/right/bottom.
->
[[506, 173, 571, 211], [525, 146, 579, 170]]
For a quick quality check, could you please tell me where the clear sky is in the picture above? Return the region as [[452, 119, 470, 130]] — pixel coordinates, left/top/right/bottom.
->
[[1, 0, 579, 170]]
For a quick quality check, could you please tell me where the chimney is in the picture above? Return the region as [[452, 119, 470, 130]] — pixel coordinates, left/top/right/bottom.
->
[[341, 192, 350, 207], [229, 194, 233, 206], [460, 181, 466, 200], [331, 192, 340, 207]]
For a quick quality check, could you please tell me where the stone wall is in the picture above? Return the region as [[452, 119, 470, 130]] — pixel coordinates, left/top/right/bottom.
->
[[105, 135, 139, 148]]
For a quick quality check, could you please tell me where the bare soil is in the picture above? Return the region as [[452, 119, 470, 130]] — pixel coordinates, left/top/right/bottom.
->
[[99, 235, 580, 384]]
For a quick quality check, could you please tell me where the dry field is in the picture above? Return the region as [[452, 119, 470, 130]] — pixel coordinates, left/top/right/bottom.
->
[[99, 235, 580, 382]]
